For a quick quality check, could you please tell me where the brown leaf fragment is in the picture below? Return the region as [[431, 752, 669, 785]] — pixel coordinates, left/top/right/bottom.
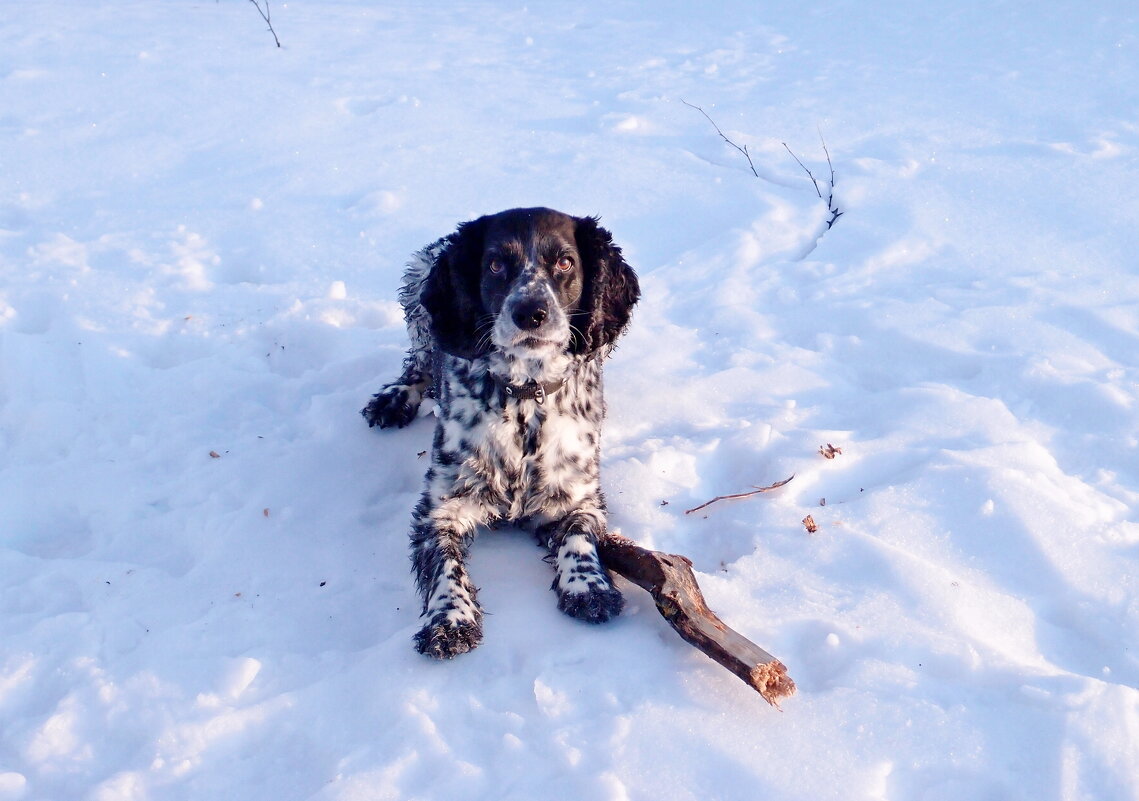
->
[[803, 515, 819, 533], [263, 508, 270, 517], [209, 450, 221, 459], [819, 443, 842, 459]]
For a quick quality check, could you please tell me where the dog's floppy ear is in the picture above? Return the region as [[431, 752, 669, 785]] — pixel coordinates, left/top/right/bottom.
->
[[571, 216, 640, 356], [420, 216, 489, 360]]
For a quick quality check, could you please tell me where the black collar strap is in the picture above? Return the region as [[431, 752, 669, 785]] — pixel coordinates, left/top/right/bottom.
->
[[500, 377, 565, 405]]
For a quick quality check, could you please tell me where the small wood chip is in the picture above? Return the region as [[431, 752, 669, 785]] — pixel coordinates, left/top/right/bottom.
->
[[209, 450, 221, 459], [803, 515, 819, 533]]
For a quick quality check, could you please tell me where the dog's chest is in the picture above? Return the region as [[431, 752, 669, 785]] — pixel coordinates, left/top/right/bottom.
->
[[441, 383, 600, 520]]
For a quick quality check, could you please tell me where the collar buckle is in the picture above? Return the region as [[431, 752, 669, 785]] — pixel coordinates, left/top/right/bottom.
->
[[502, 378, 562, 405]]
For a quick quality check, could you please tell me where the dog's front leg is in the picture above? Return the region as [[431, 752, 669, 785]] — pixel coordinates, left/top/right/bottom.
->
[[409, 484, 487, 658], [410, 523, 482, 658], [361, 357, 432, 429], [540, 510, 625, 624]]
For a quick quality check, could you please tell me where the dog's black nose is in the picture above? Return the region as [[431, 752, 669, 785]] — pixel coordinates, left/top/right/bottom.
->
[[512, 300, 548, 330]]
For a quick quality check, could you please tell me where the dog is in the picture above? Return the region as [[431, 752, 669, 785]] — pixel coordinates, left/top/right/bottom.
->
[[362, 207, 640, 658]]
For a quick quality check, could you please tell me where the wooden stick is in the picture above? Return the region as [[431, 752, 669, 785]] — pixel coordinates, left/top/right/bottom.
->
[[684, 474, 795, 516], [597, 533, 795, 707]]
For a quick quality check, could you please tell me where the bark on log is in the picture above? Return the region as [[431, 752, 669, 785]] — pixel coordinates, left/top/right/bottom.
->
[[598, 533, 795, 707]]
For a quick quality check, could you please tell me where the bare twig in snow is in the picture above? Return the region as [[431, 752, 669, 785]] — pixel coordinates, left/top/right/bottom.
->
[[684, 475, 795, 516], [249, 0, 281, 48], [783, 133, 844, 229], [818, 131, 844, 228], [683, 100, 843, 230], [782, 142, 823, 199], [682, 99, 760, 178]]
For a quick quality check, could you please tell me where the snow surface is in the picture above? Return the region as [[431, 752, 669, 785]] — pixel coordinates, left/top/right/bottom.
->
[[2, 2, 1138, 799]]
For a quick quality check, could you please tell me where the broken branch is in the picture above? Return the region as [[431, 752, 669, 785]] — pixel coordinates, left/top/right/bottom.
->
[[598, 533, 795, 707], [684, 474, 795, 516]]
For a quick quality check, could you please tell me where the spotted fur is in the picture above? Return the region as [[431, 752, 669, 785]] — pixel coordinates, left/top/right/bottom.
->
[[362, 207, 639, 658]]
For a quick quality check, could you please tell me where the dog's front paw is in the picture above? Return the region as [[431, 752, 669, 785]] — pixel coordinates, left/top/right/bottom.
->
[[557, 583, 624, 624], [414, 619, 483, 659], [362, 385, 420, 429]]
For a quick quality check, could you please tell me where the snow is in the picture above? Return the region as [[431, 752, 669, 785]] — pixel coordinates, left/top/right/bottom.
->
[[2, 1, 1137, 799]]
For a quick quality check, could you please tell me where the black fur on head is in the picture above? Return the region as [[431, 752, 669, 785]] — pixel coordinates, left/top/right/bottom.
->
[[420, 208, 639, 361], [419, 216, 490, 360], [570, 215, 640, 356]]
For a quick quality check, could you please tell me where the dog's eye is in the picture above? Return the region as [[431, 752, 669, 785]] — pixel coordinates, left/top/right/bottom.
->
[[555, 256, 575, 272], [487, 259, 505, 275]]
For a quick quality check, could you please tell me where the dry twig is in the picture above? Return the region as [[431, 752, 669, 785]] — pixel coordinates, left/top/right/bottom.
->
[[683, 100, 843, 230], [684, 475, 795, 516], [249, 0, 281, 48], [682, 99, 760, 178], [783, 133, 843, 229]]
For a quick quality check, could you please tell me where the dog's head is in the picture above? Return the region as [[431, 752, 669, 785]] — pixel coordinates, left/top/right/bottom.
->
[[421, 207, 639, 361]]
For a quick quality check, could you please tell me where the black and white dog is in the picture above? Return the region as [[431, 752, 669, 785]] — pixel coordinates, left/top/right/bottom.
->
[[362, 207, 640, 658]]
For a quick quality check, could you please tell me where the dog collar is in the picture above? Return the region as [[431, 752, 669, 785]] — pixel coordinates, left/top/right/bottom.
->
[[500, 377, 565, 405]]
